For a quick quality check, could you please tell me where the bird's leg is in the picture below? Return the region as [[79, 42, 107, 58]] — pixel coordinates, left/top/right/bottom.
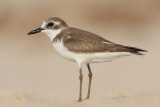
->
[[86, 63, 93, 99], [78, 67, 83, 102]]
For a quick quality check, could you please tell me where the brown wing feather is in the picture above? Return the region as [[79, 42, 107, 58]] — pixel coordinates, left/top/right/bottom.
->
[[55, 27, 147, 54], [64, 38, 117, 53], [60, 27, 113, 43], [61, 27, 118, 53]]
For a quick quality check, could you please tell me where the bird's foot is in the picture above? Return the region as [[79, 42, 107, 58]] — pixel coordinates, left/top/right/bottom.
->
[[84, 96, 90, 100], [77, 97, 82, 102]]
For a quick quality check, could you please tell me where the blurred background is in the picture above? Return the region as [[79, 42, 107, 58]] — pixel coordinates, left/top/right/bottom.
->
[[0, 0, 160, 99]]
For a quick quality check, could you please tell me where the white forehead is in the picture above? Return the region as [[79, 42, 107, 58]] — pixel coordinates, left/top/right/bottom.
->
[[41, 21, 60, 28], [41, 21, 47, 28]]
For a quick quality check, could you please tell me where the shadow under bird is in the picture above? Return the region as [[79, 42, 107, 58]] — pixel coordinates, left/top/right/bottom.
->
[[28, 17, 147, 102]]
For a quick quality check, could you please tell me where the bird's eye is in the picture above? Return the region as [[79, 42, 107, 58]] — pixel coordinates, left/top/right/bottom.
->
[[48, 22, 54, 27]]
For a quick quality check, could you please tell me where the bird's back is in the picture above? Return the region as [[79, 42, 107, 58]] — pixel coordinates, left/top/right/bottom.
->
[[54, 27, 147, 55]]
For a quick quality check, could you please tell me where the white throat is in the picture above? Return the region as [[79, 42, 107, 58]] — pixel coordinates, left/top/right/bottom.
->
[[41, 21, 62, 41], [42, 29, 62, 41]]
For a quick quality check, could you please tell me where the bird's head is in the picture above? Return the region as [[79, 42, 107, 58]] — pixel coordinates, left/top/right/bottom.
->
[[28, 17, 68, 40]]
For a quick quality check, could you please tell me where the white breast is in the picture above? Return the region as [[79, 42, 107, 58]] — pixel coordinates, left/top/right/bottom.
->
[[53, 39, 76, 61]]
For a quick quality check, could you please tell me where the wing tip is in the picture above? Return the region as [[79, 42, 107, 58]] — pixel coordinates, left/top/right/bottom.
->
[[127, 47, 148, 55]]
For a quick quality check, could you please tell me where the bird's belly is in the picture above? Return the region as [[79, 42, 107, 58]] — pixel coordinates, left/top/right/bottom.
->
[[52, 41, 132, 64], [88, 52, 132, 63]]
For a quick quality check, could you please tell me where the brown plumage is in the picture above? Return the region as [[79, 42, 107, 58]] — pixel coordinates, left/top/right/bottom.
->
[[53, 27, 147, 55]]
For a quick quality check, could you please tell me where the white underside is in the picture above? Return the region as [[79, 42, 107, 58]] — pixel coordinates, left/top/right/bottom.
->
[[53, 39, 132, 66]]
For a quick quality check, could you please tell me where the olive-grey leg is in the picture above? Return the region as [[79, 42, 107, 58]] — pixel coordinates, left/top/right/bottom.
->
[[86, 63, 92, 99]]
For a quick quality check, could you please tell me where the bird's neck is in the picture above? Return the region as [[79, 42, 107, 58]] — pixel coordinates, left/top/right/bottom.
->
[[45, 29, 62, 41]]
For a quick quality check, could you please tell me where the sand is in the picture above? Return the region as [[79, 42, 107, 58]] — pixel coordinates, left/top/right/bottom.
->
[[0, 90, 160, 107]]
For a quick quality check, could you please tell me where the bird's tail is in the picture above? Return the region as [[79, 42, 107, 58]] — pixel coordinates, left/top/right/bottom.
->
[[125, 46, 147, 55]]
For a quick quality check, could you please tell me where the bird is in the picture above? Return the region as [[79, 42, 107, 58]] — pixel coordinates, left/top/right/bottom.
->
[[28, 17, 147, 102]]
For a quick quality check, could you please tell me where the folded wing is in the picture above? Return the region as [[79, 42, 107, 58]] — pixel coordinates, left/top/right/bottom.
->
[[62, 27, 147, 55]]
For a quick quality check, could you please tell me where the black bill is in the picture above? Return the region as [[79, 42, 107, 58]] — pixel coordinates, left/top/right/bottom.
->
[[28, 27, 44, 35]]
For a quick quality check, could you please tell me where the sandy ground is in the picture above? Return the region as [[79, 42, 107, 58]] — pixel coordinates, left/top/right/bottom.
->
[[1, 90, 160, 107], [0, 0, 160, 107]]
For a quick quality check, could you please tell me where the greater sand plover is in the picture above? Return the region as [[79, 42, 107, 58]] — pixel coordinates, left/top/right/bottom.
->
[[28, 17, 147, 102]]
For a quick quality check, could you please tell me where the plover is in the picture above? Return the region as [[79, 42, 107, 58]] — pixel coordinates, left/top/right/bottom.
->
[[28, 17, 147, 102]]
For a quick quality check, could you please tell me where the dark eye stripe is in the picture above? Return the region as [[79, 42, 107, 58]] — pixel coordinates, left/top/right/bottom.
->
[[48, 22, 54, 27]]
